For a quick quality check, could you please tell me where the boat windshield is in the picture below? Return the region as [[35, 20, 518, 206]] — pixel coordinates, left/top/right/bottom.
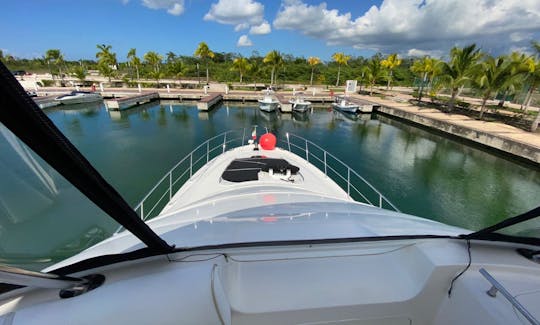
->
[[0, 122, 125, 271]]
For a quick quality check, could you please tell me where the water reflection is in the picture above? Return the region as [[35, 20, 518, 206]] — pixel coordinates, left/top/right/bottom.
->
[[40, 100, 540, 232], [0, 124, 116, 270]]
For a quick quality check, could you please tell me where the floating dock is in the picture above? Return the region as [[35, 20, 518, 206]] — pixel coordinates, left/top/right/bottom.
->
[[358, 104, 374, 113], [197, 93, 223, 111], [105, 92, 158, 111], [33, 95, 60, 109], [275, 94, 291, 113]]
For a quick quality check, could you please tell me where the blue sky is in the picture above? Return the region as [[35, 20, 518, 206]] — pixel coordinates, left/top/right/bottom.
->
[[1, 0, 539, 62]]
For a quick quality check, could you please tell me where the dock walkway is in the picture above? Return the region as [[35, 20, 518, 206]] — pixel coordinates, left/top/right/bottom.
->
[[33, 95, 60, 109], [197, 93, 223, 111], [275, 94, 291, 112], [105, 92, 158, 111]]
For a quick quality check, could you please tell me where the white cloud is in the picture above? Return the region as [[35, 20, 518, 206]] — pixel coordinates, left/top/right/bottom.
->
[[249, 21, 271, 35], [237, 35, 253, 47], [235, 23, 250, 31], [142, 0, 185, 16], [273, 0, 540, 55], [122, 0, 130, 4], [509, 32, 532, 42], [407, 48, 443, 58], [204, 0, 267, 32], [167, 3, 183, 15]]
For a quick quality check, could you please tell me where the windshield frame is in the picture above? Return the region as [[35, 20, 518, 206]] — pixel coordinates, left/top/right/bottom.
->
[[462, 205, 540, 245], [0, 61, 173, 254]]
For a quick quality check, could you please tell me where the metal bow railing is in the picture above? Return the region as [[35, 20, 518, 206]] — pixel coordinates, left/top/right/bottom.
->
[[120, 128, 399, 231], [279, 132, 400, 212], [132, 129, 248, 223]]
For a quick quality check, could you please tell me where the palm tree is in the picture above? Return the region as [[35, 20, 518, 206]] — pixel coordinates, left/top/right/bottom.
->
[[166, 51, 176, 64], [362, 56, 385, 96], [439, 44, 483, 112], [167, 60, 185, 86], [248, 61, 262, 90], [71, 66, 87, 84], [332, 52, 350, 86], [381, 53, 402, 90], [44, 49, 64, 80], [493, 52, 530, 108], [307, 56, 321, 86], [96, 44, 117, 82], [144, 51, 163, 87], [194, 42, 215, 84], [231, 57, 250, 83], [518, 44, 540, 113], [96, 44, 113, 62], [263, 50, 283, 86], [411, 56, 440, 101], [528, 41, 540, 132], [474, 55, 519, 119], [127, 48, 141, 80]]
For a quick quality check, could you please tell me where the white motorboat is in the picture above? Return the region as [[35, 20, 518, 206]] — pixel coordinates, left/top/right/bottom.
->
[[332, 97, 359, 113], [258, 89, 279, 112], [55, 91, 102, 105], [289, 93, 312, 113], [1, 65, 540, 325]]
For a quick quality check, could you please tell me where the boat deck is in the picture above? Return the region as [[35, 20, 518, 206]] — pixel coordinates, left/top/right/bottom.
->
[[160, 145, 351, 216]]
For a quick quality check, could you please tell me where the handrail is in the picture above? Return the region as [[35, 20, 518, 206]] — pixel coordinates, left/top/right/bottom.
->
[[479, 268, 540, 325], [133, 129, 245, 221], [281, 132, 400, 211], [119, 128, 399, 232]]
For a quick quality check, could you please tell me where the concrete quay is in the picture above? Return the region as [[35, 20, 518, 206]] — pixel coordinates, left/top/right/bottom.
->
[[351, 93, 540, 165]]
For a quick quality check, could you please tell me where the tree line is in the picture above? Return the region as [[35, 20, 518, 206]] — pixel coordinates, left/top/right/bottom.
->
[[2, 41, 540, 130], [0, 44, 417, 88]]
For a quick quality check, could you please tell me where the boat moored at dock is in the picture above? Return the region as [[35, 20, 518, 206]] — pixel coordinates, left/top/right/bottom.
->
[[289, 93, 312, 113], [258, 88, 280, 112], [332, 96, 359, 113]]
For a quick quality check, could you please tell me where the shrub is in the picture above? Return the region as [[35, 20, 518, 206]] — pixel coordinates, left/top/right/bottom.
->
[[41, 79, 54, 87]]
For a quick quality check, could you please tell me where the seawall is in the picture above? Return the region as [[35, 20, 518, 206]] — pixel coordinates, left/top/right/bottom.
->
[[376, 105, 540, 165]]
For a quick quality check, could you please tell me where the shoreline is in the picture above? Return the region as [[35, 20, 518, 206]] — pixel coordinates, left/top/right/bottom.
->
[[350, 93, 540, 165], [31, 86, 540, 165]]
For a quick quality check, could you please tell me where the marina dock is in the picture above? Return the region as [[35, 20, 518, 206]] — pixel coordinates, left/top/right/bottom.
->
[[275, 94, 292, 112], [33, 95, 60, 109], [197, 93, 223, 111], [105, 92, 159, 111]]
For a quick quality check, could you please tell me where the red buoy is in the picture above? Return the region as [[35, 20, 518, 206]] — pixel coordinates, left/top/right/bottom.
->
[[259, 133, 276, 150]]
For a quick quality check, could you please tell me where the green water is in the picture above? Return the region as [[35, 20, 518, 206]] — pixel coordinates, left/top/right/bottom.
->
[[1, 100, 539, 269]]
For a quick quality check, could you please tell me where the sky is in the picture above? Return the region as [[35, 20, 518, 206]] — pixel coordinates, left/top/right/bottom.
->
[[1, 0, 540, 62]]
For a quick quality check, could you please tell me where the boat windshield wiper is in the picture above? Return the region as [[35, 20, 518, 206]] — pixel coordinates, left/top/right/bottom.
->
[[0, 61, 173, 254], [461, 205, 540, 245]]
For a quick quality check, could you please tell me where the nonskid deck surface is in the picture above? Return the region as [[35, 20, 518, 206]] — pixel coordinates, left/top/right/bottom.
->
[[160, 145, 351, 216]]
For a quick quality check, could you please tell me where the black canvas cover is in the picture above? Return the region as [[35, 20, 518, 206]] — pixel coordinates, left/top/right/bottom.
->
[[222, 157, 299, 182]]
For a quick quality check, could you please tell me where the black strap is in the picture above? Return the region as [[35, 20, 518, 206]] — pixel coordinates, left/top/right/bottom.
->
[[463, 205, 540, 239], [0, 61, 172, 253]]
